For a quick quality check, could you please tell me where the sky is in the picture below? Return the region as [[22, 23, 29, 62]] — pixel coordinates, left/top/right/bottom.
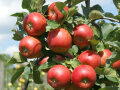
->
[[0, 0, 118, 56]]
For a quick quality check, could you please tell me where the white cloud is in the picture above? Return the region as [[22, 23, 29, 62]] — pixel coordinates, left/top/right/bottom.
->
[[2, 45, 19, 56], [0, 34, 12, 42]]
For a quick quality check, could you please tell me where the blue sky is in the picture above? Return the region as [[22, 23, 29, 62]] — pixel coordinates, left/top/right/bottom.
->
[[0, 0, 117, 56]]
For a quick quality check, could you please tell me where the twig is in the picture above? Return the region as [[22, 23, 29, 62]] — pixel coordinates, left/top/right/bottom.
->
[[23, 80, 29, 90], [85, 0, 90, 9]]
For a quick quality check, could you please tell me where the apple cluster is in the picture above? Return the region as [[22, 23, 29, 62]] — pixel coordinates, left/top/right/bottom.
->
[[18, 2, 120, 90]]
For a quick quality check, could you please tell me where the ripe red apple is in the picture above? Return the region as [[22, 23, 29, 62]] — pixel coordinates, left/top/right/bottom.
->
[[78, 50, 101, 68], [39, 56, 49, 65], [48, 2, 68, 22], [99, 49, 112, 66], [112, 60, 120, 69], [23, 12, 47, 36], [47, 28, 72, 53], [72, 65, 96, 89], [73, 24, 93, 47], [19, 36, 42, 58], [47, 65, 71, 89]]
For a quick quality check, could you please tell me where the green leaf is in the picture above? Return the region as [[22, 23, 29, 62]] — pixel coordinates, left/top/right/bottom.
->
[[90, 4, 104, 13], [12, 29, 24, 41], [105, 76, 118, 82], [89, 10, 103, 21], [113, 0, 120, 10], [68, 45, 78, 56], [96, 42, 104, 52], [55, 2, 66, 11], [46, 20, 60, 32], [105, 41, 120, 51], [71, 0, 86, 6], [81, 5, 89, 18], [114, 15, 120, 20], [104, 12, 114, 18], [70, 59, 80, 68], [22, 0, 31, 11], [11, 12, 27, 17], [65, 23, 74, 35], [11, 67, 25, 84], [22, 0, 45, 12], [42, 5, 48, 14], [101, 23, 113, 40], [99, 86, 119, 90], [8, 52, 27, 64], [68, 6, 78, 17], [33, 66, 43, 84], [24, 66, 31, 78], [38, 61, 56, 71]]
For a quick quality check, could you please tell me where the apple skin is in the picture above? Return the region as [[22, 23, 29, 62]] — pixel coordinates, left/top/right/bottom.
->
[[72, 65, 96, 89], [99, 49, 112, 66], [112, 60, 120, 69], [47, 28, 72, 53], [73, 24, 93, 47], [48, 2, 68, 22], [47, 65, 71, 89], [19, 36, 42, 58], [78, 50, 101, 68], [23, 12, 47, 36], [39, 56, 49, 65]]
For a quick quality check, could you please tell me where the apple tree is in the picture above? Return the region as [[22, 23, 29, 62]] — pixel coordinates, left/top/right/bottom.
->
[[9, 0, 120, 90]]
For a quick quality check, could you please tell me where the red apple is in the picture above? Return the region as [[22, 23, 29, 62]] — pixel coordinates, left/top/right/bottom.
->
[[78, 50, 101, 68], [47, 65, 71, 89], [47, 28, 72, 53], [39, 56, 49, 65], [48, 2, 68, 22], [73, 24, 93, 47], [23, 12, 47, 36], [99, 49, 112, 66], [19, 36, 42, 58], [72, 65, 96, 89], [112, 60, 120, 69]]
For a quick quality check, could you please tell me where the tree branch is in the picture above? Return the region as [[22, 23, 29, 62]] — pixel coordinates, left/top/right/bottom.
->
[[23, 80, 29, 90], [102, 17, 120, 23], [85, 0, 90, 10]]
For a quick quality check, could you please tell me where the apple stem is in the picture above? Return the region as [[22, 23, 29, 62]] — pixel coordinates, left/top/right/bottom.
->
[[28, 22, 33, 30]]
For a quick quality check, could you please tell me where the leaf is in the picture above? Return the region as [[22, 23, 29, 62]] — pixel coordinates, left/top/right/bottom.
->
[[68, 6, 79, 17], [90, 4, 104, 13], [101, 23, 113, 40], [11, 12, 27, 17], [99, 86, 120, 90], [104, 12, 114, 18], [105, 76, 118, 82], [22, 0, 31, 11], [114, 15, 120, 20], [71, 0, 86, 6], [105, 41, 120, 51], [68, 45, 78, 56], [113, 0, 120, 10], [12, 29, 24, 41], [8, 52, 27, 64], [81, 5, 89, 18], [38, 61, 56, 71], [46, 20, 60, 32], [33, 66, 43, 84], [22, 0, 45, 12], [55, 2, 66, 11], [11, 67, 25, 84], [89, 10, 103, 21], [96, 42, 104, 52], [65, 23, 74, 35], [70, 59, 80, 68], [42, 5, 48, 14], [24, 66, 31, 78]]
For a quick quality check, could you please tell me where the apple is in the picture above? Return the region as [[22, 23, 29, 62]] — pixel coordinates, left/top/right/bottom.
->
[[99, 49, 112, 66], [73, 24, 93, 47], [112, 60, 120, 69], [78, 50, 101, 68], [72, 65, 96, 89], [47, 28, 72, 53], [19, 36, 42, 58], [47, 65, 71, 89], [39, 56, 49, 65], [23, 12, 47, 36], [48, 2, 68, 22]]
